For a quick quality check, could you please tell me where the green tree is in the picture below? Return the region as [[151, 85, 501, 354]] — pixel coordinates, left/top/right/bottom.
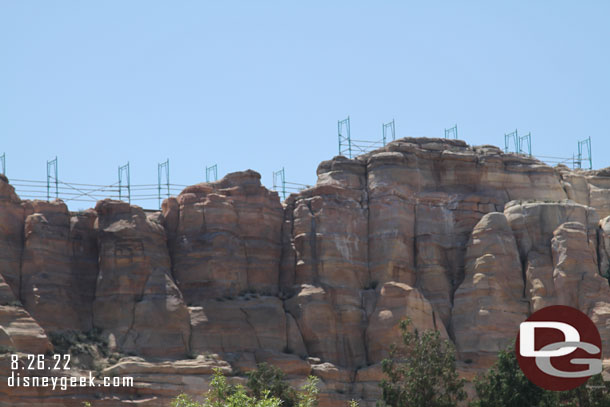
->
[[171, 368, 282, 407], [559, 374, 610, 407], [247, 362, 298, 407], [471, 342, 610, 407], [171, 367, 319, 407], [470, 343, 557, 407], [297, 375, 320, 407], [379, 318, 466, 407]]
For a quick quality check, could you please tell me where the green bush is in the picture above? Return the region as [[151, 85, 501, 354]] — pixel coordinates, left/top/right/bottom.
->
[[247, 362, 297, 407], [171, 368, 319, 407], [378, 318, 466, 407], [471, 342, 610, 407]]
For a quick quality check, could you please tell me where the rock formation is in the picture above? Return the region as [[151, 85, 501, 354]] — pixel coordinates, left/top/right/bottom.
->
[[1, 138, 610, 407]]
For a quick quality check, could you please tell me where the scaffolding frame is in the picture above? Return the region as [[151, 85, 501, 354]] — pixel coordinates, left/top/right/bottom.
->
[[504, 129, 518, 153], [206, 164, 218, 182], [445, 124, 458, 140], [518, 132, 532, 156], [47, 157, 58, 201], [575, 137, 592, 170], [382, 119, 395, 146], [0, 153, 5, 175], [118, 162, 131, 203], [272, 167, 311, 200], [273, 167, 286, 200], [158, 159, 169, 209], [338, 116, 392, 158], [338, 116, 352, 158]]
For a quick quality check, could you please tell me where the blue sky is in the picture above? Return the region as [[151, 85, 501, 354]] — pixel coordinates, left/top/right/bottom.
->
[[1, 1, 609, 209]]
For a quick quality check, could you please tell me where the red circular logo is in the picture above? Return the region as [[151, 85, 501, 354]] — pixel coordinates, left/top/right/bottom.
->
[[516, 305, 602, 391]]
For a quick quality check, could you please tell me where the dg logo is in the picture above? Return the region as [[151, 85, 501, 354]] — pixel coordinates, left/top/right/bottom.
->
[[516, 305, 603, 391]]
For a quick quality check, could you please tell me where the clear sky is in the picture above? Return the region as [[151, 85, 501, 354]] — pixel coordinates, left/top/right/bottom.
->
[[1, 1, 609, 210]]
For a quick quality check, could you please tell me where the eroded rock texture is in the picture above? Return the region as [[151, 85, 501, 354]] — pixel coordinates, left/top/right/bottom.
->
[[2, 138, 610, 407], [92, 200, 190, 357], [451, 212, 528, 367], [163, 170, 283, 303]]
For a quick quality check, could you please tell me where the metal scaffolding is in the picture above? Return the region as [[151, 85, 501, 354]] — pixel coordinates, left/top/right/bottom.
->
[[338, 116, 395, 158], [206, 164, 218, 182], [383, 119, 396, 145], [576, 137, 592, 170], [273, 167, 286, 200], [445, 124, 458, 140], [273, 167, 311, 200], [504, 129, 518, 153], [118, 162, 131, 203], [46, 157, 58, 201], [518, 132, 532, 156], [504, 129, 532, 156], [158, 159, 169, 209], [338, 116, 352, 158]]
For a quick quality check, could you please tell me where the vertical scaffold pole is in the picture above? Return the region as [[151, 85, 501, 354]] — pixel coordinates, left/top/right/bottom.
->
[[0, 153, 5, 175], [383, 119, 395, 146], [47, 156, 58, 201], [206, 164, 218, 182], [158, 159, 169, 209], [338, 116, 351, 158], [273, 167, 286, 200], [119, 162, 131, 203], [445, 124, 458, 140]]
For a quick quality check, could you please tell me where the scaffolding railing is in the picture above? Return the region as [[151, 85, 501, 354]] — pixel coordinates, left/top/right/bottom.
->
[[504, 129, 532, 156], [504, 129, 518, 153], [445, 124, 458, 139], [338, 116, 352, 157], [0, 156, 188, 209], [503, 131, 593, 170], [576, 137, 592, 170], [518, 132, 532, 156], [272, 168, 286, 200], [206, 164, 218, 182], [10, 178, 187, 204], [47, 157, 58, 201], [383, 119, 396, 145], [338, 116, 396, 158], [158, 159, 170, 210], [272, 167, 311, 200], [118, 162, 131, 203]]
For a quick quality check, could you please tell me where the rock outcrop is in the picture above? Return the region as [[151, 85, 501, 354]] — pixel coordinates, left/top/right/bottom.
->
[[92, 200, 190, 358], [2, 138, 610, 407], [163, 170, 283, 303], [451, 212, 528, 367]]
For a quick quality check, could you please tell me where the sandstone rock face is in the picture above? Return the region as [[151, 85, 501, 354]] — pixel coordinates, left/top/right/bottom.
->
[[366, 282, 446, 363], [163, 170, 283, 304], [92, 200, 190, 357], [189, 296, 287, 355], [504, 201, 598, 311], [451, 212, 528, 366], [20, 200, 98, 332], [0, 176, 23, 299], [283, 157, 369, 369], [504, 201, 610, 360], [0, 304, 53, 354], [2, 139, 610, 407], [0, 270, 52, 354]]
